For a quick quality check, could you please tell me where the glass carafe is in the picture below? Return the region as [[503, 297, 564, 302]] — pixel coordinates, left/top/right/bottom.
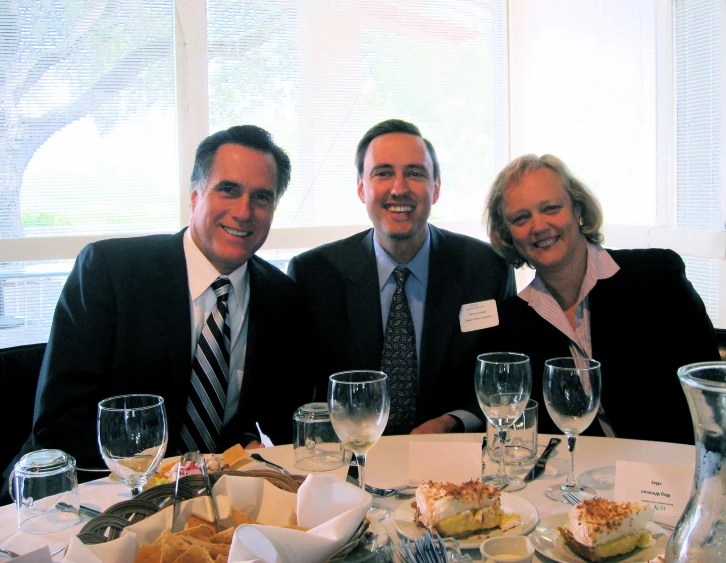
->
[[666, 361, 726, 562]]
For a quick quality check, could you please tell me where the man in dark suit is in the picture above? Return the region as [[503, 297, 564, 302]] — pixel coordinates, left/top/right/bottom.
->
[[3, 126, 310, 488], [288, 119, 515, 435]]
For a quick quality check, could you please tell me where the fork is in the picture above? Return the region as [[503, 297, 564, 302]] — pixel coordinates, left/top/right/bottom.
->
[[563, 491, 583, 505], [250, 453, 292, 476], [346, 475, 416, 497]]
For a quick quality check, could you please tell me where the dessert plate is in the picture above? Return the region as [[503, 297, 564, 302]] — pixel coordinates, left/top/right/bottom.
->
[[530, 513, 668, 563], [391, 493, 538, 549]]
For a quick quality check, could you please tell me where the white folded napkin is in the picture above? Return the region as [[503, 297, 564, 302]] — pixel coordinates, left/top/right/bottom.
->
[[228, 474, 371, 563]]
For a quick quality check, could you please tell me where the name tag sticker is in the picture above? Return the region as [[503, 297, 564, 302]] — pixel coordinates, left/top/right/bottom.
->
[[460, 300, 499, 332], [615, 460, 694, 528]]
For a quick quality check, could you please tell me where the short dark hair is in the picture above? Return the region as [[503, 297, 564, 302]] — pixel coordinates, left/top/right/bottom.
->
[[355, 119, 440, 181], [485, 153, 604, 268], [190, 125, 291, 199]]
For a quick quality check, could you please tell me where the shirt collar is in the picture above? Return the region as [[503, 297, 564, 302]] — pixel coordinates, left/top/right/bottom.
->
[[519, 242, 620, 304], [372, 228, 431, 290], [183, 229, 248, 307]]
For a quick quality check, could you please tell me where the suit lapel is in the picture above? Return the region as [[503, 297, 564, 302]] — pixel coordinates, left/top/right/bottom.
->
[[345, 231, 384, 369], [148, 229, 192, 445], [419, 226, 463, 413]]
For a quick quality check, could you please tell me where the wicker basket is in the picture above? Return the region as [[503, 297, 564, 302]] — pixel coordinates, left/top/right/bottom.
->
[[77, 469, 371, 562]]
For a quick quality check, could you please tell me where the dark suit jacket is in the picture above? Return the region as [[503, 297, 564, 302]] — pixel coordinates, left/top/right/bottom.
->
[[496, 248, 720, 445], [287, 225, 516, 428], [4, 229, 310, 480]]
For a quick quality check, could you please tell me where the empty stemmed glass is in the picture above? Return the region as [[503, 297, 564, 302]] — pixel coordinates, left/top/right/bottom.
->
[[475, 352, 532, 492], [542, 357, 601, 502], [328, 370, 390, 520], [97, 394, 168, 496]]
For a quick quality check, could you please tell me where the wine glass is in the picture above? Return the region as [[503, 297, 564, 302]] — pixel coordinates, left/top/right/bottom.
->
[[328, 370, 390, 520], [542, 357, 601, 502], [475, 352, 532, 492], [97, 394, 168, 496]]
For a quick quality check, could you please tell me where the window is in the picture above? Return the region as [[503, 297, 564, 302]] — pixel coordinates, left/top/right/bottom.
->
[[1, 0, 724, 349]]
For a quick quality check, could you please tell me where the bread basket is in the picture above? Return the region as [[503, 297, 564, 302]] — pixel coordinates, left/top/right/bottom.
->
[[76, 468, 370, 562]]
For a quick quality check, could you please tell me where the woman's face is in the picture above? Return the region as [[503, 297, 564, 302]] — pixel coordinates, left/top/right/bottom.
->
[[500, 167, 587, 274]]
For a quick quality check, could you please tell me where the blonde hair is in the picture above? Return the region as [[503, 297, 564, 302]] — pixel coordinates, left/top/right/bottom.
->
[[484, 154, 603, 268]]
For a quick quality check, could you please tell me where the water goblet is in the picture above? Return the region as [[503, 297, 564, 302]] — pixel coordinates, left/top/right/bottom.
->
[[328, 370, 390, 520], [542, 357, 601, 502], [97, 394, 168, 496], [475, 352, 532, 492]]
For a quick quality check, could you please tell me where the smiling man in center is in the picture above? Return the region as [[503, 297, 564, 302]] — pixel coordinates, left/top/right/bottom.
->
[[288, 119, 516, 435]]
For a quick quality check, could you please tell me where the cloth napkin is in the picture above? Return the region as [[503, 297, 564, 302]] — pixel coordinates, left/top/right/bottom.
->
[[228, 473, 371, 563]]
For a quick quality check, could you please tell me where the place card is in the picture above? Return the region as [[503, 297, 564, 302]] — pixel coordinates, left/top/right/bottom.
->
[[11, 546, 54, 563], [614, 460, 694, 528], [409, 440, 482, 484]]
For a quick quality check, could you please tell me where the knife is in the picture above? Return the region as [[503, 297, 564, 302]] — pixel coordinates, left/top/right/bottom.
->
[[524, 437, 561, 482]]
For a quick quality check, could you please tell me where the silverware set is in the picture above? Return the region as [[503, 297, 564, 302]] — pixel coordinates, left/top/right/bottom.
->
[[171, 451, 221, 533]]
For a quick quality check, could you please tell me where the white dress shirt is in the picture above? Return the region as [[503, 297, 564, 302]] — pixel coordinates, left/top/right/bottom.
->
[[183, 230, 250, 427]]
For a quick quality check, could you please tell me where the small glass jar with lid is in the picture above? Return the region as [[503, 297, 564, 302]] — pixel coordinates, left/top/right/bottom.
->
[[293, 402, 345, 471]]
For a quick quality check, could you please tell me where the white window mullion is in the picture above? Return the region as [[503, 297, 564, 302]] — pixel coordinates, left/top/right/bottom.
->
[[175, 0, 209, 229]]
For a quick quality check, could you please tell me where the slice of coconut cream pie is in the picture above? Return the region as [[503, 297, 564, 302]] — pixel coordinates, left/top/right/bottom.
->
[[558, 498, 655, 562], [413, 480, 510, 538]]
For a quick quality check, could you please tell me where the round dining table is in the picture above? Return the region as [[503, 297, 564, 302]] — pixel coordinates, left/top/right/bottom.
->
[[0, 433, 695, 562]]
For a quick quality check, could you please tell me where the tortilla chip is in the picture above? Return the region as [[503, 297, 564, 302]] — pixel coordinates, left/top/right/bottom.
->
[[179, 524, 215, 540], [171, 545, 215, 563], [159, 531, 193, 563], [231, 508, 257, 527], [213, 556, 228, 563], [209, 527, 235, 544], [134, 544, 162, 563], [177, 535, 230, 557], [185, 516, 215, 532], [283, 524, 309, 531]]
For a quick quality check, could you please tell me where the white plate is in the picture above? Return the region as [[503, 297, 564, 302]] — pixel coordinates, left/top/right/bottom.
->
[[391, 493, 539, 549], [530, 514, 668, 563]]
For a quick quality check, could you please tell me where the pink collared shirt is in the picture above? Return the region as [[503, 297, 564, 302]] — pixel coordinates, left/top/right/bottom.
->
[[518, 243, 620, 437], [518, 243, 620, 360]]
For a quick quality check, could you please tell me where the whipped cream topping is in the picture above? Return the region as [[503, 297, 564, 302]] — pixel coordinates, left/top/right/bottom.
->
[[567, 498, 655, 547], [415, 480, 500, 527]]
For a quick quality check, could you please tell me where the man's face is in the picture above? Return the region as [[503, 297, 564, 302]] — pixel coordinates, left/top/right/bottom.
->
[[357, 133, 440, 255], [189, 143, 278, 274]]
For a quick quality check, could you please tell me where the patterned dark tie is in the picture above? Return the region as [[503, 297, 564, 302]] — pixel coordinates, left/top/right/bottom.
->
[[181, 277, 232, 453], [381, 267, 418, 435]]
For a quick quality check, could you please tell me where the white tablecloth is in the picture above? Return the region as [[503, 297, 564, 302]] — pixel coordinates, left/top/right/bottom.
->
[[0, 434, 695, 562]]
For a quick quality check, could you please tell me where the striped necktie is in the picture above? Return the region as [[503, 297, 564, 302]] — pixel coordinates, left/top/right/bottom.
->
[[181, 277, 232, 453], [381, 267, 418, 435]]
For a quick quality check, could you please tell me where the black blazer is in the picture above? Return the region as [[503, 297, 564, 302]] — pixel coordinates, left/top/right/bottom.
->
[[496, 248, 720, 445], [287, 225, 516, 427], [5, 229, 310, 476]]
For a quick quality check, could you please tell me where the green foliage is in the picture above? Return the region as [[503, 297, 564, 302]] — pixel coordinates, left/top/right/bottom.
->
[[21, 212, 71, 227]]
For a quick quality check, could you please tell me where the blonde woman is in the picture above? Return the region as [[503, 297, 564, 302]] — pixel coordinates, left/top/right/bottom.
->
[[485, 154, 719, 444]]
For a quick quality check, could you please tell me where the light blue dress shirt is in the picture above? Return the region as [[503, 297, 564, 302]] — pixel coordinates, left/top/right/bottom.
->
[[373, 231, 430, 371], [372, 228, 481, 431]]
